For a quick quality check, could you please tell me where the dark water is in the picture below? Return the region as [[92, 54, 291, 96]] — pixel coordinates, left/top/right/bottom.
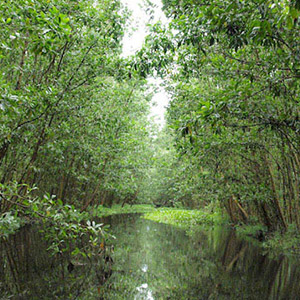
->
[[1, 214, 300, 299]]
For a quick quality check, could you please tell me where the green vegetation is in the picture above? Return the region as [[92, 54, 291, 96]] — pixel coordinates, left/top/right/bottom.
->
[[264, 227, 300, 255], [137, 0, 300, 246], [93, 203, 300, 256], [144, 208, 300, 255], [100, 215, 300, 300], [143, 208, 227, 229], [1, 0, 300, 289], [92, 204, 156, 218], [0, 183, 105, 257], [0, 0, 155, 252]]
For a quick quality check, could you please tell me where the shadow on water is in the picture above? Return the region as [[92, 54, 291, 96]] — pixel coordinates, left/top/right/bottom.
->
[[1, 214, 300, 299]]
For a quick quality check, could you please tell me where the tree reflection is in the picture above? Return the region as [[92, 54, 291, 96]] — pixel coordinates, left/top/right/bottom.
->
[[1, 215, 300, 299]]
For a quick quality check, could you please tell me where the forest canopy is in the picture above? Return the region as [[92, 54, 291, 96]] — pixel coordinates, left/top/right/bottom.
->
[[142, 0, 300, 231], [0, 0, 300, 245], [0, 0, 156, 247]]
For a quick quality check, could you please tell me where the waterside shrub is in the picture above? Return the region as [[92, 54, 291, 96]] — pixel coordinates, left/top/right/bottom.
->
[[0, 183, 105, 257]]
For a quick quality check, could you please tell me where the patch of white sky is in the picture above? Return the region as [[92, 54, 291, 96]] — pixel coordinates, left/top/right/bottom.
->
[[121, 0, 170, 130]]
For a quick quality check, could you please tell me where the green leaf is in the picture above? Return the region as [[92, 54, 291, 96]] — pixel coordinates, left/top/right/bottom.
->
[[286, 16, 294, 29]]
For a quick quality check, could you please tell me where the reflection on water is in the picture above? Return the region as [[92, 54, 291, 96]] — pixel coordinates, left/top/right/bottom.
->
[[1, 214, 300, 299], [102, 215, 300, 300]]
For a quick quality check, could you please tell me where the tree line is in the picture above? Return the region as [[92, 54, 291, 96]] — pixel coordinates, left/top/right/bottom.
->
[[143, 0, 300, 232], [0, 0, 156, 244]]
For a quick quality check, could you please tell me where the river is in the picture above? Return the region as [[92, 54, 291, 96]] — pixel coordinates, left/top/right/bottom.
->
[[1, 214, 300, 299]]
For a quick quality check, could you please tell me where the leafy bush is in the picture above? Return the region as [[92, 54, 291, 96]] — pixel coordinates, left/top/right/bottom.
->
[[0, 211, 21, 238], [0, 183, 105, 256]]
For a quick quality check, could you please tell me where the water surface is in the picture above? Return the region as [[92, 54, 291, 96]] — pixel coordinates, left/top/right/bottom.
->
[[1, 214, 300, 299]]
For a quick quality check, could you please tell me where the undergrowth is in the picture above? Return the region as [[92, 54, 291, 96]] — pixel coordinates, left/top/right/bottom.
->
[[263, 225, 300, 256], [91, 204, 156, 218], [92, 204, 300, 256], [143, 207, 228, 229], [235, 222, 300, 256]]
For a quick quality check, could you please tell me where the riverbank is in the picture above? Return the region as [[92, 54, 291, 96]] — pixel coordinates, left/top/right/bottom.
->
[[91, 204, 156, 218], [92, 204, 227, 227], [91, 204, 300, 256], [143, 207, 227, 229], [2, 206, 299, 299], [142, 207, 300, 257]]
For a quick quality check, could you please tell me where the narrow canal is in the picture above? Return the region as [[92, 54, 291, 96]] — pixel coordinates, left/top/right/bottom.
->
[[1, 214, 300, 299]]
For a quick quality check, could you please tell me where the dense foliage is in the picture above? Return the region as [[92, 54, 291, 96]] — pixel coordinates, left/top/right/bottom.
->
[[139, 0, 300, 232], [1, 1, 300, 297], [1, 0, 300, 253], [0, 2, 153, 207], [0, 0, 158, 260]]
